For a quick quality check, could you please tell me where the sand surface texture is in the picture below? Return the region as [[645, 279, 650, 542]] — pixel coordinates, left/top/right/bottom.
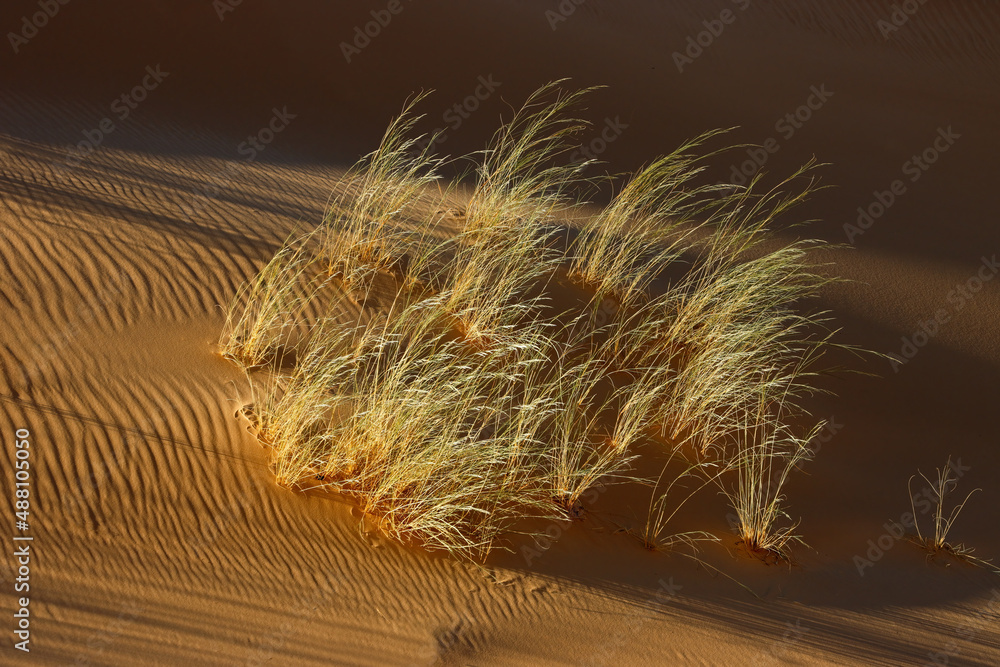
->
[[1, 1, 998, 665]]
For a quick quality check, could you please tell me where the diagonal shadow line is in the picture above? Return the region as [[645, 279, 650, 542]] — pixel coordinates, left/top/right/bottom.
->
[[0, 166, 284, 253], [0, 393, 265, 469], [0, 137, 329, 257]]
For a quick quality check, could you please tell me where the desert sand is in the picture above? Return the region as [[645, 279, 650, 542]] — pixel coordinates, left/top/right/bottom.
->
[[1, 1, 999, 665]]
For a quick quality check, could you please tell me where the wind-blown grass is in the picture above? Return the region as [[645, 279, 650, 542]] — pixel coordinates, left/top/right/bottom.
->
[[545, 341, 637, 513], [319, 91, 447, 290], [221, 83, 855, 562], [258, 295, 566, 556], [721, 386, 822, 560], [220, 232, 323, 368], [567, 129, 730, 310], [443, 81, 595, 348]]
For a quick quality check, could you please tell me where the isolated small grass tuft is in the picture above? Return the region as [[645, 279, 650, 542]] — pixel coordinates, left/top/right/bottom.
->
[[908, 457, 992, 569]]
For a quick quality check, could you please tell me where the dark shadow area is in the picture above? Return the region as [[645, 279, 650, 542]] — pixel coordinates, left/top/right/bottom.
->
[[2, 0, 998, 268]]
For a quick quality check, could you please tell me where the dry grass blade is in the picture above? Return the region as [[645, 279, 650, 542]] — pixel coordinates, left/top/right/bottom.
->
[[908, 457, 993, 569], [568, 129, 731, 309], [444, 80, 596, 348], [545, 343, 636, 513], [718, 382, 821, 562], [220, 84, 859, 564], [320, 91, 446, 287], [220, 232, 324, 369]]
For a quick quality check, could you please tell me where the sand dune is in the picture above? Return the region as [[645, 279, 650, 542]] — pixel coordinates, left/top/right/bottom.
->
[[1, 1, 999, 665]]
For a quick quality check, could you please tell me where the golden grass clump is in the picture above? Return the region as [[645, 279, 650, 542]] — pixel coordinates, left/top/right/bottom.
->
[[567, 130, 730, 310], [220, 233, 323, 368], [221, 82, 850, 562], [442, 81, 595, 348], [319, 91, 447, 289], [544, 343, 638, 513]]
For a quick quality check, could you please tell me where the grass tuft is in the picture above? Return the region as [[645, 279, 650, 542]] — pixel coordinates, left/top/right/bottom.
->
[[220, 83, 860, 562], [908, 457, 993, 569]]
